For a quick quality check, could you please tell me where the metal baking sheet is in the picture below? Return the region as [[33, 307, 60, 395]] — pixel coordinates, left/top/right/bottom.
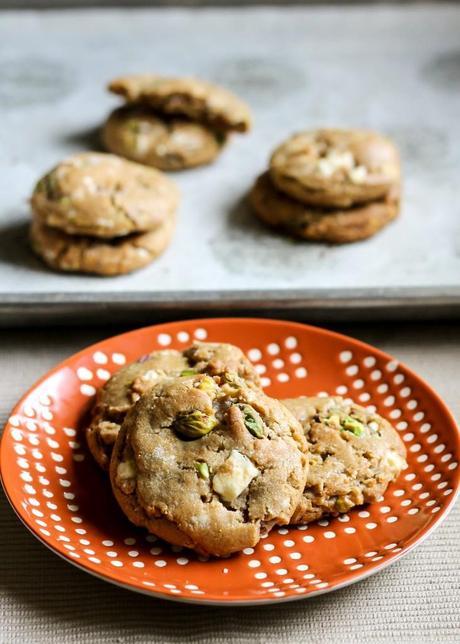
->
[[1, 4, 460, 324]]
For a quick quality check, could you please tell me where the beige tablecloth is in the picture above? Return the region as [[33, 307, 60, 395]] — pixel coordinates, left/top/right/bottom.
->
[[1, 322, 459, 643]]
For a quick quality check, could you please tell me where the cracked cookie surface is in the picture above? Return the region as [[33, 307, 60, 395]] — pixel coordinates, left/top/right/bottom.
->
[[31, 152, 179, 238], [283, 396, 407, 524], [87, 342, 261, 470], [108, 74, 251, 133], [102, 106, 225, 171], [270, 129, 400, 208], [110, 372, 308, 556], [30, 213, 175, 276], [250, 172, 400, 243]]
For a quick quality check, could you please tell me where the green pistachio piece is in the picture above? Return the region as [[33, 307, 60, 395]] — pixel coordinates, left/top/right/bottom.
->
[[173, 410, 218, 439], [196, 375, 218, 395], [126, 119, 141, 134], [59, 196, 72, 208], [238, 404, 265, 439], [335, 497, 351, 513], [341, 416, 365, 437], [222, 372, 243, 389], [214, 130, 226, 145], [194, 461, 210, 480], [36, 173, 59, 199], [35, 177, 48, 194], [180, 368, 197, 377]]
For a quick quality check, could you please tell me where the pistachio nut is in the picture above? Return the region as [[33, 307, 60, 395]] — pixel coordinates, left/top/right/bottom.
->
[[238, 404, 265, 439], [174, 410, 218, 439]]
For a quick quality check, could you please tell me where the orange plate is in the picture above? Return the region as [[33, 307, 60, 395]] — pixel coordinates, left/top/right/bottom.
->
[[1, 319, 459, 605]]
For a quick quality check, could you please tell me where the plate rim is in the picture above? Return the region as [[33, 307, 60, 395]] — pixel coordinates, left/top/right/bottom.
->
[[1, 317, 459, 606]]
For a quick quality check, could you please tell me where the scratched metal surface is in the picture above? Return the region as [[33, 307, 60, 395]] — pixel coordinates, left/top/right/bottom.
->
[[0, 4, 459, 323]]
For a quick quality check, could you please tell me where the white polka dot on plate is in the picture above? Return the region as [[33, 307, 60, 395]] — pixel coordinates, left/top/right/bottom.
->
[[267, 343, 280, 355], [176, 557, 189, 566], [93, 351, 108, 364], [248, 348, 262, 362], [346, 365, 359, 376], [80, 384, 96, 397], [194, 328, 207, 340], [76, 367, 93, 381], [284, 336, 298, 349]]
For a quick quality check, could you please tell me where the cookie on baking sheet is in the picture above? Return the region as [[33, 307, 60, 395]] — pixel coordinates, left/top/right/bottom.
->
[[282, 396, 407, 524], [29, 213, 175, 276], [250, 172, 399, 243], [108, 74, 251, 133], [102, 106, 226, 171], [87, 342, 261, 470], [270, 129, 400, 208], [31, 152, 179, 238], [110, 372, 308, 556]]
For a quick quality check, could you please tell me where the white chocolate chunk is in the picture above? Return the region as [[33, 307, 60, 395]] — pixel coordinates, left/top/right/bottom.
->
[[135, 133, 152, 156], [325, 413, 342, 430], [141, 369, 163, 383], [82, 175, 98, 193], [99, 421, 120, 445], [349, 165, 368, 184], [317, 151, 354, 177], [212, 450, 259, 502], [117, 459, 136, 480], [368, 421, 380, 433], [383, 451, 407, 472]]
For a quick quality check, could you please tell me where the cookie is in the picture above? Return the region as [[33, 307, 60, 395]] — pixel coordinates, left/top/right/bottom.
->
[[31, 152, 179, 238], [108, 74, 251, 133], [283, 396, 407, 524], [250, 172, 399, 243], [182, 342, 261, 385], [102, 106, 226, 171], [110, 372, 308, 556], [30, 214, 174, 276], [270, 129, 400, 208], [87, 342, 261, 470]]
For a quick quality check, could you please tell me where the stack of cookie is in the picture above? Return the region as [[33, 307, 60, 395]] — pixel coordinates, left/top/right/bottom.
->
[[86, 341, 407, 557], [250, 128, 401, 243], [102, 74, 252, 171], [30, 152, 179, 276]]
